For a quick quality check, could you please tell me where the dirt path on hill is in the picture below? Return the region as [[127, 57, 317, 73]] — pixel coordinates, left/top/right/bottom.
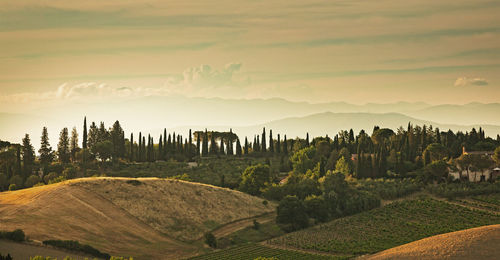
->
[[211, 212, 277, 238]]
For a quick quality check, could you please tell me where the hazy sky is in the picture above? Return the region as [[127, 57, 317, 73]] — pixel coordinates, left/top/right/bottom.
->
[[1, 0, 500, 109]]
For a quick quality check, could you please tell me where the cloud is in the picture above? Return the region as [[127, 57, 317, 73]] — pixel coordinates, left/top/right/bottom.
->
[[164, 63, 249, 95], [55, 82, 133, 99], [454, 77, 488, 87]]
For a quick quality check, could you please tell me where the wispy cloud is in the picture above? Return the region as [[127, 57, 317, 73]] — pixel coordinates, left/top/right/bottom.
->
[[454, 77, 489, 86]]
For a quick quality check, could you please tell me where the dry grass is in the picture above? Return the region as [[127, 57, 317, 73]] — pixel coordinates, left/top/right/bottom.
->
[[0, 177, 274, 259], [362, 224, 500, 260]]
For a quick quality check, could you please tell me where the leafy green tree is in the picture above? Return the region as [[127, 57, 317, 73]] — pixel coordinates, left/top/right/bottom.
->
[[335, 156, 352, 176], [57, 128, 70, 163], [424, 143, 448, 163], [422, 160, 449, 183], [276, 195, 309, 232], [39, 127, 54, 169], [291, 146, 316, 174], [304, 195, 329, 222], [95, 141, 113, 162], [239, 164, 271, 196], [22, 134, 35, 177], [493, 146, 500, 166], [204, 232, 217, 248], [25, 175, 41, 187], [87, 122, 98, 155]]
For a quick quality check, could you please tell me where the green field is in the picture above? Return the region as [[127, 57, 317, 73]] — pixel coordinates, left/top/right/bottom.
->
[[188, 243, 346, 260], [472, 193, 500, 207], [267, 198, 500, 255]]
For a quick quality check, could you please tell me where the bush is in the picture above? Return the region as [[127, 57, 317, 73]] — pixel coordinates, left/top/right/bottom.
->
[[253, 219, 260, 230], [8, 183, 17, 191], [42, 240, 110, 259], [9, 175, 23, 189], [204, 232, 217, 248], [0, 229, 25, 242], [25, 175, 41, 188]]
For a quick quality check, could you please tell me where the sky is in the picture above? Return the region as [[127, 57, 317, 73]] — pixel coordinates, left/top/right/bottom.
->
[[1, 0, 500, 111]]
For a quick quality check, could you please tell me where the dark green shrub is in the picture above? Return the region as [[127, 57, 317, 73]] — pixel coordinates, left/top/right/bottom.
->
[[204, 232, 217, 248], [42, 240, 110, 259]]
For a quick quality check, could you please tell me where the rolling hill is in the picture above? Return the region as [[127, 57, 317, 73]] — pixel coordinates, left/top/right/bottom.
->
[[0, 177, 274, 259], [364, 224, 500, 260]]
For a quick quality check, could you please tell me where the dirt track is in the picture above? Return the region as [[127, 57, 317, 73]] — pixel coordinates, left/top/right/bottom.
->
[[211, 212, 276, 238]]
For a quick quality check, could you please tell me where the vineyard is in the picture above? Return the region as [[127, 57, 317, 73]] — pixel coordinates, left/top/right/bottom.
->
[[472, 193, 500, 207], [267, 198, 500, 255], [188, 243, 346, 260]]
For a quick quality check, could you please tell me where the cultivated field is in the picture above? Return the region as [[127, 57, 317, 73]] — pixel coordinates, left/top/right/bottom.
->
[[267, 198, 500, 256], [0, 177, 274, 259]]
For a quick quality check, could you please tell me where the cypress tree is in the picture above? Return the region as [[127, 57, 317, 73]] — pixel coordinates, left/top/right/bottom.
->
[[138, 132, 142, 162], [202, 129, 209, 156], [306, 133, 310, 146], [253, 136, 257, 152], [236, 138, 242, 156], [172, 132, 176, 154], [244, 137, 249, 155], [82, 116, 87, 149], [220, 137, 225, 155], [142, 135, 146, 162], [209, 132, 217, 155], [159, 135, 163, 160], [146, 134, 151, 162], [269, 130, 274, 153], [283, 135, 288, 155], [261, 128, 266, 153], [227, 129, 234, 155], [130, 133, 134, 161], [163, 129, 167, 159], [196, 132, 201, 156], [189, 129, 193, 156], [167, 134, 172, 158], [276, 134, 281, 154]]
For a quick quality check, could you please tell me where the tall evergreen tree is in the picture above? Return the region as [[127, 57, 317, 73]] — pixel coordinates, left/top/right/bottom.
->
[[57, 128, 70, 163], [220, 137, 225, 155], [269, 130, 274, 153], [163, 129, 167, 160], [142, 136, 146, 161], [88, 122, 98, 154], [306, 133, 310, 146], [236, 138, 242, 156], [276, 134, 281, 154], [202, 129, 209, 156], [244, 137, 249, 155], [261, 128, 267, 153], [159, 135, 163, 160], [22, 134, 35, 178], [110, 121, 125, 159], [189, 129, 193, 157], [283, 135, 288, 155], [196, 132, 201, 156], [70, 127, 79, 162], [82, 116, 87, 149], [147, 134, 151, 162], [138, 132, 142, 162], [209, 132, 217, 155], [39, 127, 54, 168], [130, 133, 134, 161]]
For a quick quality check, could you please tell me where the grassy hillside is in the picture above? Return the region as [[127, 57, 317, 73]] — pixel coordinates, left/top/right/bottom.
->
[[364, 224, 500, 260], [267, 198, 500, 256], [0, 177, 274, 259]]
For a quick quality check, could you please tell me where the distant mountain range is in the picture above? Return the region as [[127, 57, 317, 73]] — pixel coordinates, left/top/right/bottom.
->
[[168, 112, 500, 140], [1, 96, 499, 148]]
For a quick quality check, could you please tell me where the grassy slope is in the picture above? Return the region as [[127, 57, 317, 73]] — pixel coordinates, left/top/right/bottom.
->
[[267, 198, 500, 256], [0, 177, 275, 259], [363, 224, 500, 260]]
